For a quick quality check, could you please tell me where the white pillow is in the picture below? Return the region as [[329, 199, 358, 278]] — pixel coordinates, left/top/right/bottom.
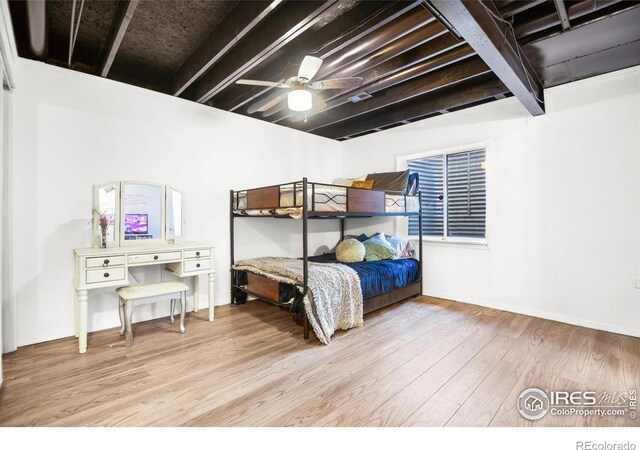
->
[[386, 235, 416, 259], [332, 174, 368, 187], [332, 178, 353, 187], [336, 238, 366, 263]]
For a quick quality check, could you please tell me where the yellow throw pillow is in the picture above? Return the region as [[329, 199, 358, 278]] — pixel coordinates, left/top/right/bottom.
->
[[352, 180, 374, 189]]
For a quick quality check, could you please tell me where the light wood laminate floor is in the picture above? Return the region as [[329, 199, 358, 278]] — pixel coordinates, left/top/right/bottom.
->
[[1, 297, 638, 426]]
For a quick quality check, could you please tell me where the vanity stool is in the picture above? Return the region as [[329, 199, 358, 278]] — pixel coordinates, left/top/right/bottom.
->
[[116, 281, 190, 347]]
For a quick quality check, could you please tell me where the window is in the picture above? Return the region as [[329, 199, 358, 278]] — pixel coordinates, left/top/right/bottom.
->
[[408, 149, 486, 241]]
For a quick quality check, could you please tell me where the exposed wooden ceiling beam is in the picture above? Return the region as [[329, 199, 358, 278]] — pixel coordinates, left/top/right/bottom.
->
[[553, 0, 571, 31], [515, 0, 623, 39], [500, 0, 545, 18], [259, 17, 447, 117], [167, 0, 282, 96], [276, 34, 466, 125], [304, 54, 487, 132], [315, 74, 507, 139], [234, 2, 432, 114], [429, 0, 544, 116], [193, 1, 339, 104], [99, 0, 139, 77]]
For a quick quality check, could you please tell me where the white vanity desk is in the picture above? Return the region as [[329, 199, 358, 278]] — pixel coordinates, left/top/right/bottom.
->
[[73, 241, 215, 354]]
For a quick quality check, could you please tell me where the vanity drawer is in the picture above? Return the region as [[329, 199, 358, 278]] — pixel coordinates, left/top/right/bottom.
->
[[184, 259, 211, 273], [128, 251, 182, 264], [86, 255, 126, 268], [86, 267, 126, 284], [184, 249, 211, 259]]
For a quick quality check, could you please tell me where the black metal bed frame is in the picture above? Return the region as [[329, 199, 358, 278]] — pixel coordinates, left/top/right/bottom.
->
[[229, 177, 424, 339]]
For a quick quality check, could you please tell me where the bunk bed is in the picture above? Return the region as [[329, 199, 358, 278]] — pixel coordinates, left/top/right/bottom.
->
[[229, 177, 423, 342]]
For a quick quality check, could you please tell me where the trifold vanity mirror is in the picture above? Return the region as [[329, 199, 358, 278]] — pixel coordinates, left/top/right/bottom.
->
[[92, 181, 182, 248]]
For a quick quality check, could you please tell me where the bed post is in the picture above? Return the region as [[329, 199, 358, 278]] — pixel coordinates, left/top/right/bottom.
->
[[230, 189, 236, 305], [418, 191, 424, 295], [340, 218, 345, 241], [302, 178, 310, 339]]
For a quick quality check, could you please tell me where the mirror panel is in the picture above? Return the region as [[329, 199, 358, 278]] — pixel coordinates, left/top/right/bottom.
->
[[122, 183, 164, 242], [167, 187, 182, 238]]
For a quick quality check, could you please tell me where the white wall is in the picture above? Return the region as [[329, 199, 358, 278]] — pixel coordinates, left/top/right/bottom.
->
[[11, 59, 342, 346], [342, 66, 640, 338], [8, 58, 640, 348], [0, 62, 4, 383]]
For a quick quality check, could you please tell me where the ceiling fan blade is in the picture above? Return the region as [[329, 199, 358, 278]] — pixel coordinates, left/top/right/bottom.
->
[[310, 77, 364, 90], [236, 79, 287, 88], [298, 56, 323, 81], [248, 91, 289, 114], [312, 92, 327, 109]]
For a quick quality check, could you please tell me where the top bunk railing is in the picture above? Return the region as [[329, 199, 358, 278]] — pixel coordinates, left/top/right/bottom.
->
[[231, 178, 421, 218]]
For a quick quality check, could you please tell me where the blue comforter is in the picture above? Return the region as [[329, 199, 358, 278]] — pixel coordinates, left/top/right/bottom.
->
[[308, 253, 420, 300]]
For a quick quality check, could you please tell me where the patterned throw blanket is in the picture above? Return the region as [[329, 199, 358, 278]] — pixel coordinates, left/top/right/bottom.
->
[[233, 257, 363, 344]]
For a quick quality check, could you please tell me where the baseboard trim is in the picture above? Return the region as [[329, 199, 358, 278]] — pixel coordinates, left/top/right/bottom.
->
[[14, 299, 231, 348], [424, 290, 640, 338]]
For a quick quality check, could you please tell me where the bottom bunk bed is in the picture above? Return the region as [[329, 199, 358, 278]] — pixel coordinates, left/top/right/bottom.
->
[[231, 253, 422, 343]]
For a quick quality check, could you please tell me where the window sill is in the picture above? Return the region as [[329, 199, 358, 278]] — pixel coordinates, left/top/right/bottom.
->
[[410, 236, 489, 249]]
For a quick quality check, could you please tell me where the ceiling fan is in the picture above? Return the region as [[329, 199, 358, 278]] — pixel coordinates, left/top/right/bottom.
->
[[236, 55, 364, 113]]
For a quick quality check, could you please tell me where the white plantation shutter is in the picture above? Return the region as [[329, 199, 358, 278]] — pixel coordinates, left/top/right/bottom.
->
[[408, 149, 486, 239]]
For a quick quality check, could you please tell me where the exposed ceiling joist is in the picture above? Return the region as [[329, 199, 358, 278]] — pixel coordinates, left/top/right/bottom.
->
[[429, 0, 544, 116], [315, 74, 508, 139], [193, 1, 338, 104], [305, 54, 489, 132], [515, 0, 623, 39], [500, 0, 546, 18], [168, 0, 282, 96], [553, 0, 571, 31], [215, 1, 421, 113], [99, 0, 139, 77]]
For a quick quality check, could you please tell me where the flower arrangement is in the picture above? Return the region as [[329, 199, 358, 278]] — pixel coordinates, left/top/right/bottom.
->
[[95, 210, 110, 248]]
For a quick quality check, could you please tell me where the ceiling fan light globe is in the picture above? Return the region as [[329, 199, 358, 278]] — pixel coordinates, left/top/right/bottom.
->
[[288, 89, 312, 112]]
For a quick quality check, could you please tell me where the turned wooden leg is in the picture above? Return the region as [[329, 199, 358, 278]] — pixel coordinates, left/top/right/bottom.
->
[[208, 272, 215, 322], [170, 298, 175, 324], [179, 291, 186, 334], [77, 289, 88, 353], [118, 297, 125, 336], [125, 300, 134, 347]]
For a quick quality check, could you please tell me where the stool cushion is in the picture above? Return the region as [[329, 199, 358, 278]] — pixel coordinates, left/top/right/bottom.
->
[[117, 281, 190, 301]]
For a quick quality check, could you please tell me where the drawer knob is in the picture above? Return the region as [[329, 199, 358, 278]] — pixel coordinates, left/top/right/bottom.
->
[[103, 259, 110, 266], [196, 251, 200, 258], [154, 255, 159, 260], [196, 263, 201, 268], [103, 272, 110, 278]]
